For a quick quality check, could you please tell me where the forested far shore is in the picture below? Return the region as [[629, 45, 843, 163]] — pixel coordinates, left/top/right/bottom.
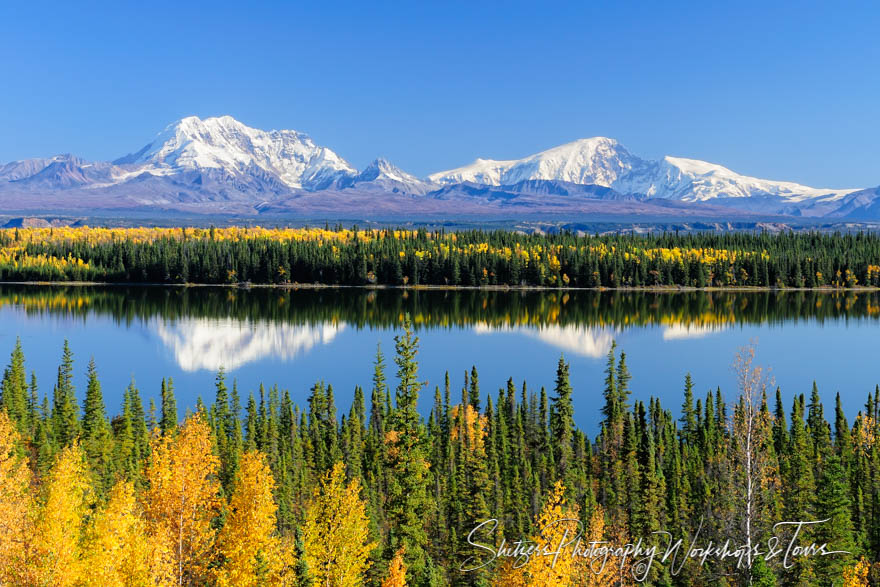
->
[[2, 226, 880, 288], [0, 319, 878, 585]]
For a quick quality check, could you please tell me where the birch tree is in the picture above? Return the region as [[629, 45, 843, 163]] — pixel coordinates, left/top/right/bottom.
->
[[731, 345, 776, 583]]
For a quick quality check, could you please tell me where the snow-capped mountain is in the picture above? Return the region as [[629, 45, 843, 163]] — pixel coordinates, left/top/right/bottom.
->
[[0, 116, 875, 220], [429, 138, 648, 187], [337, 158, 433, 194], [114, 115, 357, 190], [430, 138, 856, 208], [1, 154, 116, 188]]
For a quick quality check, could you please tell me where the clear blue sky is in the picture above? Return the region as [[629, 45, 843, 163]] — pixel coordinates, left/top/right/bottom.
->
[[1, 1, 878, 187]]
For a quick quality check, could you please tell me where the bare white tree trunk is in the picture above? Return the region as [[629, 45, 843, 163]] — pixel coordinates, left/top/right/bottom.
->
[[733, 344, 771, 586]]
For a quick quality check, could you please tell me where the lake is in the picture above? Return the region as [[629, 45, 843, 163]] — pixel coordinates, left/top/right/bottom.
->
[[1, 285, 878, 432]]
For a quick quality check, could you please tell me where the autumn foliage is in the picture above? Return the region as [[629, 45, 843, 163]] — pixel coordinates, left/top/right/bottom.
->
[[0, 330, 878, 585], [381, 547, 407, 587], [143, 414, 221, 585], [3, 225, 880, 287], [302, 462, 375, 586], [216, 450, 293, 586], [0, 412, 31, 584]]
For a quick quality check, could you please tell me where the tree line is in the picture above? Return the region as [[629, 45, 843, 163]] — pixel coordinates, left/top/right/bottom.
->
[[3, 226, 880, 288], [0, 322, 878, 585]]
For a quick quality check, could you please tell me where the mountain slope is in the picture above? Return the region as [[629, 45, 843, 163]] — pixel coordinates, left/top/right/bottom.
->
[[430, 139, 857, 209], [428, 138, 647, 187], [337, 158, 433, 194], [0, 116, 873, 220], [114, 115, 356, 190]]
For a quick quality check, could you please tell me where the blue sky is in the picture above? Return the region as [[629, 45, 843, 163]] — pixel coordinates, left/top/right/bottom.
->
[[1, 1, 878, 187]]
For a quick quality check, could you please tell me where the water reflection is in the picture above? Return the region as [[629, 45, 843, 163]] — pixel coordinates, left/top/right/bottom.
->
[[2, 285, 878, 429], [661, 323, 729, 340], [154, 318, 344, 371], [0, 285, 877, 372], [2, 285, 878, 327], [474, 323, 616, 358]]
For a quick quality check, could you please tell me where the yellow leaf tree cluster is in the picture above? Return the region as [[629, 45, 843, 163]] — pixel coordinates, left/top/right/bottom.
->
[[28, 442, 92, 586], [302, 461, 376, 587], [493, 483, 628, 587], [381, 547, 408, 587], [492, 481, 578, 586], [143, 413, 221, 586], [0, 412, 32, 583], [84, 480, 167, 585], [216, 450, 294, 586]]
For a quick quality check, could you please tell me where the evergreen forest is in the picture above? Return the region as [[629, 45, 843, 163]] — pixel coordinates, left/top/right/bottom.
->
[[0, 319, 877, 585], [2, 226, 880, 288]]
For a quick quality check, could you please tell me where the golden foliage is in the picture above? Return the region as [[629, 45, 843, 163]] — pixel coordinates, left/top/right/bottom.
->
[[384, 429, 401, 459], [494, 481, 580, 586], [216, 450, 293, 587], [29, 442, 92, 586], [853, 413, 876, 453], [302, 462, 376, 587], [0, 226, 790, 284], [381, 547, 407, 587], [0, 412, 32, 583], [842, 557, 871, 586], [84, 480, 171, 586], [143, 414, 221, 586], [450, 403, 487, 452], [528, 481, 579, 586]]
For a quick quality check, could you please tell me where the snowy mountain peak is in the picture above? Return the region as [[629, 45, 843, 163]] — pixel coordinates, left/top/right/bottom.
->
[[643, 156, 856, 202], [114, 115, 356, 190], [358, 158, 420, 183], [1, 120, 871, 219], [335, 157, 431, 194], [428, 136, 646, 187], [430, 137, 857, 206]]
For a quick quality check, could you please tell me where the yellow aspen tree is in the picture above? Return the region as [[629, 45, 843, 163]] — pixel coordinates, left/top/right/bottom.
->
[[449, 403, 487, 452], [29, 442, 91, 587], [493, 481, 578, 586], [216, 450, 293, 586], [84, 479, 173, 586], [842, 558, 871, 587], [381, 547, 407, 587], [0, 412, 32, 584], [143, 414, 221, 586], [302, 462, 375, 587], [527, 481, 579, 586]]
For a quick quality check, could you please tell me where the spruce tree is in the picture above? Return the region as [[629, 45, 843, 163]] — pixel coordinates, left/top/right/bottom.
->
[[0, 337, 27, 427], [783, 394, 816, 583], [468, 365, 480, 411], [680, 373, 697, 444], [549, 355, 574, 490], [160, 377, 178, 435], [384, 315, 431, 579], [52, 340, 79, 446], [813, 452, 856, 584], [81, 357, 114, 491]]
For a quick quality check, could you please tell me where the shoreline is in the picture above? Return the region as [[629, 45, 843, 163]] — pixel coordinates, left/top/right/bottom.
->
[[0, 281, 878, 293]]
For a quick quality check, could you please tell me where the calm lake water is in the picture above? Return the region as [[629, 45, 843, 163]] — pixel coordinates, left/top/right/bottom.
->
[[1, 285, 878, 432]]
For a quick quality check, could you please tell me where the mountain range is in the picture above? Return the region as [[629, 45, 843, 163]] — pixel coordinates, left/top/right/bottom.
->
[[1, 115, 876, 221]]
